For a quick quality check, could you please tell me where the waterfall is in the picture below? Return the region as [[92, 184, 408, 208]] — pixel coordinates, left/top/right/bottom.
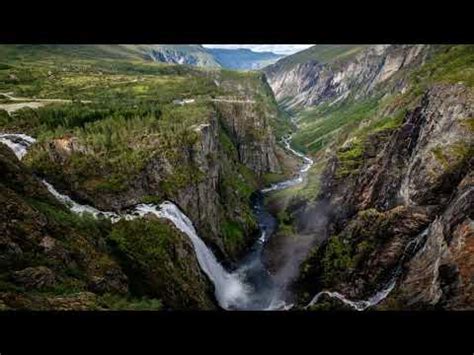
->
[[44, 180, 251, 309], [0, 133, 36, 160], [306, 227, 430, 310], [42, 180, 122, 222], [42, 179, 251, 309], [129, 203, 251, 310]]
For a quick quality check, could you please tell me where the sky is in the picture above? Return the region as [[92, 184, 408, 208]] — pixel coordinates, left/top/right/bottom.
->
[[202, 45, 314, 56]]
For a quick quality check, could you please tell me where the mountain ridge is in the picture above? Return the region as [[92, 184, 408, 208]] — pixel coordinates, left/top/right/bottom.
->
[[0, 44, 286, 70]]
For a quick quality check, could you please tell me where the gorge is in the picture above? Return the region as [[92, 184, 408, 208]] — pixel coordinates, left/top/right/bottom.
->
[[0, 44, 472, 311]]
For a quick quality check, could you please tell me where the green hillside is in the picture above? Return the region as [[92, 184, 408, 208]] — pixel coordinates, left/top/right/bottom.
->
[[266, 45, 368, 73]]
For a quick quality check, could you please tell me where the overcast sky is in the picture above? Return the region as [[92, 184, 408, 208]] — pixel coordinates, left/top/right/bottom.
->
[[202, 45, 314, 55]]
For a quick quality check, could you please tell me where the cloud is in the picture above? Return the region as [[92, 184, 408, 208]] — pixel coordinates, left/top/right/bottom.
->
[[202, 45, 314, 55]]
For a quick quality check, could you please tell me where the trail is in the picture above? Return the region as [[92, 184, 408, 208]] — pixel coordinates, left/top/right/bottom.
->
[[210, 98, 256, 104]]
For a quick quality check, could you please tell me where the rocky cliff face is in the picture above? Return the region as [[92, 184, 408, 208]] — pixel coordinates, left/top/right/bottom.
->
[[294, 84, 473, 309], [145, 45, 221, 68], [214, 100, 281, 176], [264, 45, 431, 110], [397, 171, 473, 309]]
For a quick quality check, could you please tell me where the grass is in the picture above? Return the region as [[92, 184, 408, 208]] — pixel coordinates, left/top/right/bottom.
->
[[411, 45, 474, 88], [221, 220, 245, 250], [460, 117, 474, 132], [28, 198, 111, 237], [0, 48, 284, 213], [266, 45, 368, 73], [431, 141, 473, 171], [293, 96, 382, 154], [97, 293, 162, 310]]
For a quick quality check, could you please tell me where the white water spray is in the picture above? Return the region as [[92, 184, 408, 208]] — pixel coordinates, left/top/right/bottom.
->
[[42, 180, 122, 222]]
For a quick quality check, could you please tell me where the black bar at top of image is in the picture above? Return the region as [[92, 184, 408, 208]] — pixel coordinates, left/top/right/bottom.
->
[[0, 4, 471, 44]]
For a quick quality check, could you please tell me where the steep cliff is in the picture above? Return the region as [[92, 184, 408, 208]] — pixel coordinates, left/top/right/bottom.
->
[[295, 84, 472, 308], [141, 45, 221, 68], [262, 45, 473, 310], [0, 144, 215, 310]]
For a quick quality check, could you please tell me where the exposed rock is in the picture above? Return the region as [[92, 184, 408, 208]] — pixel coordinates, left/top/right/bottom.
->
[[0, 145, 129, 308], [88, 269, 129, 295], [292, 83, 473, 309], [395, 172, 473, 310], [264, 45, 431, 110], [12, 266, 56, 290], [38, 88, 284, 261], [315, 84, 472, 228], [145, 45, 220, 68], [47, 292, 97, 311], [48, 136, 89, 163], [214, 100, 281, 176]]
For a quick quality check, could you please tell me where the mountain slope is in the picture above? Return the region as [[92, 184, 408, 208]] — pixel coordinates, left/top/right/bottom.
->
[[0, 143, 218, 310], [0, 44, 221, 67], [263, 44, 431, 112], [135, 45, 221, 68], [0, 44, 149, 61]]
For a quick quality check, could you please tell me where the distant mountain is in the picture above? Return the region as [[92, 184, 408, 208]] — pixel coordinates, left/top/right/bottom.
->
[[136, 45, 284, 70], [263, 45, 372, 110], [129, 45, 221, 68], [206, 48, 284, 70]]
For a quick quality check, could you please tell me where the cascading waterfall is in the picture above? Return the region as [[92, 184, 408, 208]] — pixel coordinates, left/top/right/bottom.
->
[[42, 169, 251, 310], [130, 203, 251, 310], [306, 227, 430, 310], [0, 132, 314, 310], [0, 133, 37, 159]]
